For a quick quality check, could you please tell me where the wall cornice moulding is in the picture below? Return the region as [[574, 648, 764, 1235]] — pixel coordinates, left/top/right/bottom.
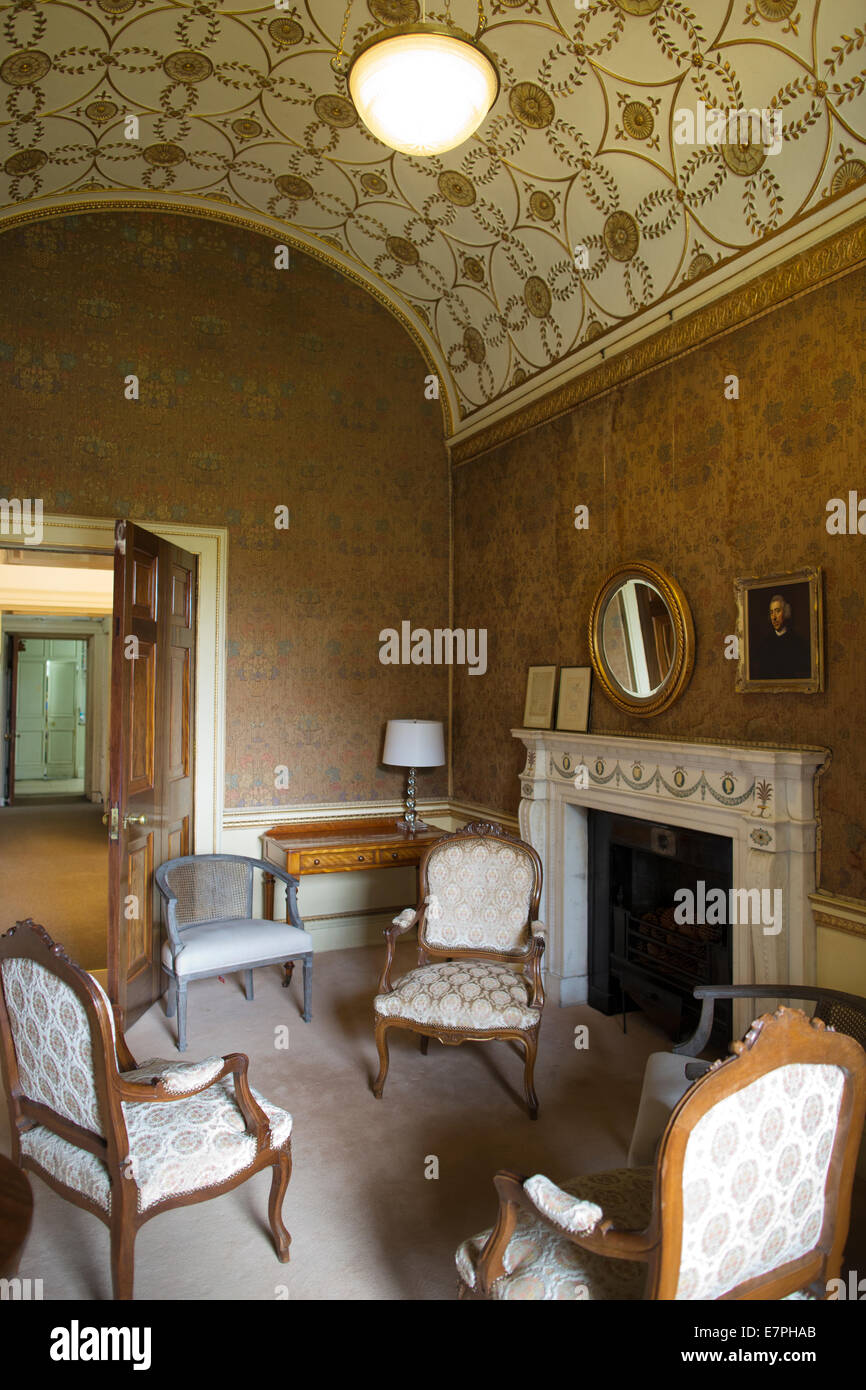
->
[[810, 892, 866, 940], [449, 214, 866, 466]]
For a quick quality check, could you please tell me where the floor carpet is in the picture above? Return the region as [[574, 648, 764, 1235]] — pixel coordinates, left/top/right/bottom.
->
[[2, 935, 864, 1300], [0, 801, 108, 970], [2, 940, 680, 1301]]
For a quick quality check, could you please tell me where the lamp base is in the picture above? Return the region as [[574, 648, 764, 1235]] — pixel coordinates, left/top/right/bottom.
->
[[396, 815, 430, 834]]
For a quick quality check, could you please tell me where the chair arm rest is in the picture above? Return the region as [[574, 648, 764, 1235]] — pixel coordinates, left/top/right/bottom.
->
[[117, 1054, 229, 1100], [531, 920, 546, 938], [377, 907, 423, 994], [474, 1170, 654, 1296], [523, 1174, 603, 1236], [115, 1053, 270, 1148], [524, 928, 546, 1007], [392, 907, 420, 933]]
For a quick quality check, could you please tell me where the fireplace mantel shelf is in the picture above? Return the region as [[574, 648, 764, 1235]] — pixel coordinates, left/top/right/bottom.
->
[[512, 728, 829, 1019]]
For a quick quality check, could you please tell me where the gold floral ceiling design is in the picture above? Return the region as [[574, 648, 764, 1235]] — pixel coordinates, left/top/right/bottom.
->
[[1, 0, 865, 437]]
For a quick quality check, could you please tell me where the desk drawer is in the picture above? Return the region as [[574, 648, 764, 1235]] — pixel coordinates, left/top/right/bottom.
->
[[298, 848, 378, 872], [378, 844, 423, 867]]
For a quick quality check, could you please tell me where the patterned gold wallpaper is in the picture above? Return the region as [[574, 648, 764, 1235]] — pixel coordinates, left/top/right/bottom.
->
[[1, 0, 864, 426], [452, 257, 866, 900], [0, 208, 451, 808]]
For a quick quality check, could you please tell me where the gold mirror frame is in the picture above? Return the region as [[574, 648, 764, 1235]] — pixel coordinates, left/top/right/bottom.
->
[[588, 561, 695, 717]]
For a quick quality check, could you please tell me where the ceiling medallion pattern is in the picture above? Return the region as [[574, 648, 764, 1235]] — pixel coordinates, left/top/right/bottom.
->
[[0, 0, 864, 428]]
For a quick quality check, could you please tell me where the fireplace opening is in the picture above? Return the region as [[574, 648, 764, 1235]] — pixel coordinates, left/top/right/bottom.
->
[[588, 810, 733, 1046]]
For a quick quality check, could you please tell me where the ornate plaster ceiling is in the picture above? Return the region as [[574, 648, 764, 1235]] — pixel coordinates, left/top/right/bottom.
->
[[1, 0, 865, 439]]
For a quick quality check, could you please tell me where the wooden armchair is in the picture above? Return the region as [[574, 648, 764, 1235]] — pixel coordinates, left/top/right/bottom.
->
[[628, 983, 866, 1167], [373, 822, 545, 1118], [0, 920, 294, 1300], [155, 853, 313, 1052], [458, 1006, 866, 1300]]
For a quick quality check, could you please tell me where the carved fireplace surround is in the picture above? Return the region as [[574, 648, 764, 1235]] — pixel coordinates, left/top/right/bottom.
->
[[514, 729, 829, 1032]]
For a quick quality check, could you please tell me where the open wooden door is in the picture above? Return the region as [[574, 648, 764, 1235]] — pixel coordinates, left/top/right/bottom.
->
[[107, 521, 197, 1027]]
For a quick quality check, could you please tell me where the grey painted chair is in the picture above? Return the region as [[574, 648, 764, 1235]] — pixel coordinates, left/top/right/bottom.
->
[[155, 854, 313, 1052]]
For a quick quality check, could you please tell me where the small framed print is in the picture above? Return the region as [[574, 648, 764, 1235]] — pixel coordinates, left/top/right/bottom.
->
[[555, 666, 592, 732], [735, 568, 823, 694], [523, 665, 557, 729]]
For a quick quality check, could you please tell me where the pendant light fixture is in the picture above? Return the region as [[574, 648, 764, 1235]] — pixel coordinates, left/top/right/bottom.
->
[[332, 0, 499, 158]]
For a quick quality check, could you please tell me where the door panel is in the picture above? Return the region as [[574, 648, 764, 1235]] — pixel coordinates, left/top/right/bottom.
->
[[128, 642, 156, 795], [108, 521, 198, 1026], [45, 657, 78, 777], [14, 655, 46, 781]]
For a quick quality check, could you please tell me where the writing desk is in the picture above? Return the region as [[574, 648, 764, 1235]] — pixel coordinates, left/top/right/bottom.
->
[[260, 817, 443, 918]]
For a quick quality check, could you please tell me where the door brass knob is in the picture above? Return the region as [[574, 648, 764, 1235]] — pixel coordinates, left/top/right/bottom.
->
[[123, 813, 148, 829]]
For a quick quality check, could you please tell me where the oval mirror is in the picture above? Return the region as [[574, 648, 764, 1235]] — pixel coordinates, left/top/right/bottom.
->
[[589, 562, 694, 716]]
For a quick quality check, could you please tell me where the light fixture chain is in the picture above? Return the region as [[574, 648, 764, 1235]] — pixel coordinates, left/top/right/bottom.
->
[[331, 0, 353, 74], [476, 0, 487, 36]]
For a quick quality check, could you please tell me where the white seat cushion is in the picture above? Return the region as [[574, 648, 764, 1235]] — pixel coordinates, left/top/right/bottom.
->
[[456, 1168, 654, 1300], [20, 1072, 292, 1213], [627, 1051, 695, 1168], [162, 920, 312, 977], [374, 960, 538, 1031]]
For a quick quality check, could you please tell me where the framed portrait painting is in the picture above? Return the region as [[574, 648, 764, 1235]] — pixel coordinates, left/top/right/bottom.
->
[[735, 568, 823, 693], [523, 665, 557, 729], [555, 667, 592, 732]]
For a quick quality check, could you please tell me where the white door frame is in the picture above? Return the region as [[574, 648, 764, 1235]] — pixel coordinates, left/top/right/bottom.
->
[[8, 515, 228, 852]]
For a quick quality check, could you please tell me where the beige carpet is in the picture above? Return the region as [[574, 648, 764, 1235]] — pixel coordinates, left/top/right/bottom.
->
[[0, 801, 107, 970], [1, 939, 677, 1301]]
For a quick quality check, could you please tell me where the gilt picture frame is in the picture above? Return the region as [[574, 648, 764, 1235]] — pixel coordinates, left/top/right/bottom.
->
[[523, 665, 558, 729], [734, 567, 823, 694]]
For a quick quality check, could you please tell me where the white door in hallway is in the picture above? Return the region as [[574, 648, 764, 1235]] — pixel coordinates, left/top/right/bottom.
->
[[14, 639, 85, 784]]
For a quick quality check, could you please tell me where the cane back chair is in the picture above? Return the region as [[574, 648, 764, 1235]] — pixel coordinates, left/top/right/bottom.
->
[[0, 920, 293, 1300], [628, 983, 866, 1168], [373, 822, 545, 1118], [457, 1006, 866, 1300], [155, 853, 313, 1052]]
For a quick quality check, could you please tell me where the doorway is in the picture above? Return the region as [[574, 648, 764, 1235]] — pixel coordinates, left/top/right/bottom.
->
[[0, 515, 227, 1007]]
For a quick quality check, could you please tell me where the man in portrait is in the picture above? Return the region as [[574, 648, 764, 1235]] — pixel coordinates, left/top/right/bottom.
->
[[750, 590, 812, 681]]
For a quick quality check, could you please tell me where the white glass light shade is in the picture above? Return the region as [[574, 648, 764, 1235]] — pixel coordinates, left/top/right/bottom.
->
[[382, 719, 445, 768], [348, 31, 498, 157]]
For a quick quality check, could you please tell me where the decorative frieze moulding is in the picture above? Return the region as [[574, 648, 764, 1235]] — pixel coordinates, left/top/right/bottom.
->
[[809, 892, 866, 941], [513, 729, 830, 1024]]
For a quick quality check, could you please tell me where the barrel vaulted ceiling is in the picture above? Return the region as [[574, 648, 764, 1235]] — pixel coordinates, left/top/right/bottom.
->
[[1, 0, 865, 442]]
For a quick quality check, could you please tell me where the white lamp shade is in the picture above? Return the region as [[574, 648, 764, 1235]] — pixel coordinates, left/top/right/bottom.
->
[[383, 719, 445, 768], [348, 32, 498, 157]]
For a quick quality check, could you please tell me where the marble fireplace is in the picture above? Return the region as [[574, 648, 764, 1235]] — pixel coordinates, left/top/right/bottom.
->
[[514, 729, 829, 1037]]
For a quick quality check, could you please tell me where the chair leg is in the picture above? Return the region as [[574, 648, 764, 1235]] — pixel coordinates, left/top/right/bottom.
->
[[521, 1031, 539, 1121], [302, 953, 312, 1023], [372, 1018, 391, 1098], [109, 1197, 137, 1301], [163, 976, 177, 1018], [245, 969, 254, 1002], [282, 961, 295, 989], [268, 1149, 292, 1263], [177, 984, 188, 1053], [419, 1034, 429, 1055]]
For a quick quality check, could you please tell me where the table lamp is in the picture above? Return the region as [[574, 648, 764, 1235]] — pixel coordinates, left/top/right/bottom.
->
[[382, 719, 445, 831]]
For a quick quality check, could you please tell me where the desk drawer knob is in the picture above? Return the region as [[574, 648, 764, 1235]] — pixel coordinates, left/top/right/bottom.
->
[[358, 854, 365, 862], [391, 852, 398, 859], [313, 858, 320, 866]]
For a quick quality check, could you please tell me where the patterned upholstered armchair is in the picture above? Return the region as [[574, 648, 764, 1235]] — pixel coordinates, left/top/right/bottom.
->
[[457, 1006, 866, 1300], [155, 853, 313, 1052], [373, 822, 545, 1118], [0, 920, 294, 1300]]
